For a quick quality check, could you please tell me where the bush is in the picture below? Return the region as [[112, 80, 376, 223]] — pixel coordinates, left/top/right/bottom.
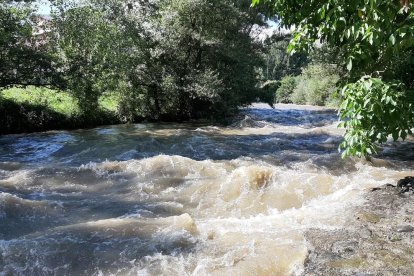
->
[[290, 78, 307, 104], [259, 80, 278, 106], [275, 75, 297, 103], [290, 63, 340, 106]]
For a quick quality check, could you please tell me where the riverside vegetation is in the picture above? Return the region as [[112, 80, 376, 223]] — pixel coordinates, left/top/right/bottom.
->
[[254, 0, 414, 157], [1, 0, 267, 133], [1, 0, 413, 157], [1, 1, 414, 275]]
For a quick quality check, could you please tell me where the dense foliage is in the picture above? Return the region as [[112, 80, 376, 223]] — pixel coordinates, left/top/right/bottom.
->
[[260, 33, 341, 107], [1, 0, 266, 124], [292, 63, 340, 106], [0, 0, 264, 125], [339, 77, 413, 157], [275, 63, 340, 106], [275, 75, 296, 103], [260, 33, 307, 82], [0, 1, 60, 88], [254, 0, 414, 157], [53, 3, 121, 114]]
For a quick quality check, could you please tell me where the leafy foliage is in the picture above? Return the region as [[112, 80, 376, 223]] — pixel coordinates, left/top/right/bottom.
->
[[253, 0, 414, 157], [2, 0, 266, 123], [275, 63, 340, 106], [52, 2, 127, 114], [339, 77, 413, 157], [275, 75, 296, 103], [0, 1, 60, 89], [260, 33, 307, 82], [292, 63, 340, 106], [152, 0, 264, 119], [51, 0, 264, 119]]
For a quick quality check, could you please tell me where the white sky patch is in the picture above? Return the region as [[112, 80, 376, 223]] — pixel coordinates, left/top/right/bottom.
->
[[251, 20, 291, 42], [33, 0, 51, 15], [33, 0, 88, 15]]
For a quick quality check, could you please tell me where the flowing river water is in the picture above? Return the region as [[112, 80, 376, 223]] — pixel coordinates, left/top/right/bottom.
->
[[0, 103, 413, 275]]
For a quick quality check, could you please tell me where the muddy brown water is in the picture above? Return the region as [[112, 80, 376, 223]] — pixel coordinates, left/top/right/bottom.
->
[[0, 103, 413, 275]]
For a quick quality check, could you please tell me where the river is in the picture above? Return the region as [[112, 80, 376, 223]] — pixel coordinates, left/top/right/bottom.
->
[[0, 103, 413, 275]]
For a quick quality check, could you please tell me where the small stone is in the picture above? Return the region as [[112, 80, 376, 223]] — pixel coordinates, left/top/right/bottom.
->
[[371, 184, 396, 192], [331, 240, 358, 255], [356, 212, 383, 223], [396, 225, 414, 233], [207, 230, 215, 240], [389, 235, 402, 242], [358, 227, 372, 239], [397, 176, 414, 194]]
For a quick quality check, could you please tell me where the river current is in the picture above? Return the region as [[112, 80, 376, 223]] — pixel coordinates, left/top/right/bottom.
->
[[0, 103, 413, 275]]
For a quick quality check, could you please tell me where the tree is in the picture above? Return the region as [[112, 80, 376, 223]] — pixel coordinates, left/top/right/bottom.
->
[[260, 33, 307, 82], [0, 1, 61, 89], [52, 1, 125, 114], [154, 0, 265, 119], [253, 0, 414, 157], [275, 75, 296, 103], [292, 63, 340, 106], [50, 0, 265, 120]]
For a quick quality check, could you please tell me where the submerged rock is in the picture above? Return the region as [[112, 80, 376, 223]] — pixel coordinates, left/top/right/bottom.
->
[[303, 182, 414, 276], [395, 225, 414, 233], [397, 176, 414, 194], [331, 240, 359, 256], [231, 115, 265, 128]]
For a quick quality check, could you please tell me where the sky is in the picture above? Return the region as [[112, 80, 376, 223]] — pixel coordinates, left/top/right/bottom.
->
[[34, 0, 51, 14], [32, 0, 281, 38], [38, 1, 50, 14]]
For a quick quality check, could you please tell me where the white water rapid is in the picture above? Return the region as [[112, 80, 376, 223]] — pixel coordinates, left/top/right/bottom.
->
[[0, 104, 413, 275]]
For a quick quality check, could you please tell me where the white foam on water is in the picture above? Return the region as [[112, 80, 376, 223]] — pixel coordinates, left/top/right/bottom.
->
[[52, 154, 409, 275], [1, 104, 413, 275]]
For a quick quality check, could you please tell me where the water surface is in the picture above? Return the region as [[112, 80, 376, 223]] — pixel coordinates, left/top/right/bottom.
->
[[0, 103, 413, 275]]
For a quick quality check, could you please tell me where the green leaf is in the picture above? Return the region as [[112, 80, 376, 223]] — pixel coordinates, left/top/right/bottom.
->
[[392, 131, 398, 141], [389, 34, 396, 45], [251, 0, 260, 6], [346, 29, 351, 39], [347, 58, 352, 71]]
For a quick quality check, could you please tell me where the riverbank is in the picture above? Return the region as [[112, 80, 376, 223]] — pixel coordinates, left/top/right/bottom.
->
[[0, 87, 230, 135], [0, 87, 120, 135], [303, 182, 414, 275]]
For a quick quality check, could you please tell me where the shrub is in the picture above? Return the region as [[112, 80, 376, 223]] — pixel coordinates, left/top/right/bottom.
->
[[290, 63, 339, 106], [275, 75, 297, 103], [290, 77, 307, 104], [259, 80, 278, 106]]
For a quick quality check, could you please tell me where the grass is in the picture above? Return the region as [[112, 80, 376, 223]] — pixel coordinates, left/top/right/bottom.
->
[[2, 87, 79, 116], [0, 86, 121, 134], [99, 92, 120, 112], [2, 87, 121, 115]]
